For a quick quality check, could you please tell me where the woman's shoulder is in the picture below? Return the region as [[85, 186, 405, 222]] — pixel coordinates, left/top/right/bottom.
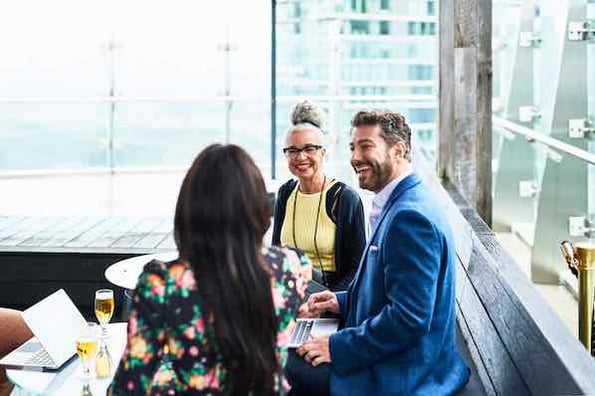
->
[[263, 245, 306, 265], [326, 180, 360, 200], [277, 179, 298, 196], [139, 258, 195, 293], [325, 180, 363, 217], [263, 246, 311, 277], [263, 245, 311, 304]]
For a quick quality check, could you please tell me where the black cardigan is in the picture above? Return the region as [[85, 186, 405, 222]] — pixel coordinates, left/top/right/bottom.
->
[[272, 179, 366, 291]]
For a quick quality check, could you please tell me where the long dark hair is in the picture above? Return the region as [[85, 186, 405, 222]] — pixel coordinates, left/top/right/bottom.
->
[[174, 144, 276, 395]]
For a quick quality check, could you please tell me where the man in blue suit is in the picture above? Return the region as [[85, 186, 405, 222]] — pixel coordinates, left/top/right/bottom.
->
[[288, 110, 470, 395]]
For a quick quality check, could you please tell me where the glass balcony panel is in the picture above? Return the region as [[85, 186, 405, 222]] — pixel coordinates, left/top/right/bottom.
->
[[112, 102, 228, 168], [227, 100, 271, 173], [0, 104, 109, 170]]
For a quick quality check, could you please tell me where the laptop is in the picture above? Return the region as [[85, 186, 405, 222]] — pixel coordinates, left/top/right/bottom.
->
[[0, 289, 87, 371], [287, 318, 339, 348], [304, 279, 327, 299]]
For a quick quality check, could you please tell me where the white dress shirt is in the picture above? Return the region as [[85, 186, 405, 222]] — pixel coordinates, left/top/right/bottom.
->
[[368, 168, 413, 232]]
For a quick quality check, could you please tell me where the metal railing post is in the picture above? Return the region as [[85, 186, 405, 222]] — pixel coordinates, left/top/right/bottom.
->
[[561, 241, 595, 354]]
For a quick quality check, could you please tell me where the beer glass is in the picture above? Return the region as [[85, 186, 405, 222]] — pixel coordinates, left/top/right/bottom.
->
[[95, 289, 114, 339], [76, 323, 98, 380]]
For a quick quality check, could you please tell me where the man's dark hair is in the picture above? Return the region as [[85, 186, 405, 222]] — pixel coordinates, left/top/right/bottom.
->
[[351, 110, 412, 160]]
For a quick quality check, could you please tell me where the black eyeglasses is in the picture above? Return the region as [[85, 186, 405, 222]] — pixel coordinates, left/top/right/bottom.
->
[[282, 144, 323, 157]]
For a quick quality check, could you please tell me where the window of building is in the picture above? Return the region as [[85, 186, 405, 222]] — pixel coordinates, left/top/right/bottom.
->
[[408, 65, 434, 80], [380, 0, 390, 10], [411, 86, 433, 94], [350, 21, 370, 34], [409, 109, 435, 123], [407, 45, 417, 57], [379, 21, 390, 35], [351, 0, 367, 13], [427, 1, 436, 16]]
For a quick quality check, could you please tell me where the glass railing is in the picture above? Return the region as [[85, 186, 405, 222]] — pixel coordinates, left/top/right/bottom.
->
[[492, 0, 595, 293], [0, 95, 436, 184]]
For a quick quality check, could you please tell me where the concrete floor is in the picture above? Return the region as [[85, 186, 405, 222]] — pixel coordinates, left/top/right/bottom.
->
[[496, 232, 578, 338]]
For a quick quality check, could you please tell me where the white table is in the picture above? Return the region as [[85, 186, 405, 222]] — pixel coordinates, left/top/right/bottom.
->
[[7, 323, 127, 396], [104, 252, 178, 290]]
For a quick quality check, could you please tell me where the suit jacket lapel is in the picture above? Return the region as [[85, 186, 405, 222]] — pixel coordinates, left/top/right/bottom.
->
[[348, 173, 422, 296]]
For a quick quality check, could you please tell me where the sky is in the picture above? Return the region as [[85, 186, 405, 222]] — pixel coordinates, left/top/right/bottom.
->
[[0, 0, 271, 98]]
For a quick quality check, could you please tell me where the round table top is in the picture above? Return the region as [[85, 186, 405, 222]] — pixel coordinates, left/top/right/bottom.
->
[[104, 251, 178, 290], [7, 323, 127, 396]]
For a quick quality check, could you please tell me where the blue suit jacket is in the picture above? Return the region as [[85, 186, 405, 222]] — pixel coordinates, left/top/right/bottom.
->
[[329, 173, 470, 395]]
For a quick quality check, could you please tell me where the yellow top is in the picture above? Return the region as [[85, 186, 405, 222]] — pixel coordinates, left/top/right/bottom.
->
[[280, 179, 337, 272]]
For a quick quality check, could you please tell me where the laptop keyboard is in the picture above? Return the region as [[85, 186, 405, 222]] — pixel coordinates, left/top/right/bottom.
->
[[290, 320, 314, 346], [26, 348, 54, 366]]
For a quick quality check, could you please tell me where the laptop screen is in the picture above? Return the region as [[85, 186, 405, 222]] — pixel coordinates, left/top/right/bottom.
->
[[22, 289, 87, 364]]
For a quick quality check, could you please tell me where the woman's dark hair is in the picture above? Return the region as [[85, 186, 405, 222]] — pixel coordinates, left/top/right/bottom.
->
[[174, 144, 276, 395]]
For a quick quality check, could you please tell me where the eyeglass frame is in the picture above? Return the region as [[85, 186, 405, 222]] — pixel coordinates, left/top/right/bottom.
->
[[282, 144, 324, 157]]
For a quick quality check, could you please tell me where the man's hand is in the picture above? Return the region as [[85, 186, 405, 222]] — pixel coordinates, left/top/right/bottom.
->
[[307, 291, 340, 315], [297, 335, 331, 366], [298, 302, 320, 318]]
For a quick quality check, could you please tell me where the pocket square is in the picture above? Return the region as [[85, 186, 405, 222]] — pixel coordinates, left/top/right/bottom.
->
[[369, 245, 379, 252]]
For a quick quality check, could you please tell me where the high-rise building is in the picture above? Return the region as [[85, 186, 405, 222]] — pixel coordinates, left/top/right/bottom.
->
[[276, 0, 438, 180]]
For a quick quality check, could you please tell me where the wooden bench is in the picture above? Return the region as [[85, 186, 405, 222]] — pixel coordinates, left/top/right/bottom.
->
[[431, 177, 595, 395]]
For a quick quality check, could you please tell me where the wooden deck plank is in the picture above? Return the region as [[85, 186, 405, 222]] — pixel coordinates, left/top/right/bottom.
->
[[133, 218, 172, 249], [86, 217, 144, 248], [38, 216, 104, 247], [18, 216, 73, 246], [110, 217, 166, 249], [0, 215, 174, 253], [0, 217, 38, 241], [0, 217, 65, 247], [133, 233, 170, 249], [156, 232, 176, 250], [63, 217, 125, 248], [0, 216, 26, 232]]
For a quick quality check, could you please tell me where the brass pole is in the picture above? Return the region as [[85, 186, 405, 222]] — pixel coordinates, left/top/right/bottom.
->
[[576, 243, 595, 353]]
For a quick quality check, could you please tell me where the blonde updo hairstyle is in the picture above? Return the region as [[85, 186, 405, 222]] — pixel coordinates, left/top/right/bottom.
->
[[287, 100, 325, 145]]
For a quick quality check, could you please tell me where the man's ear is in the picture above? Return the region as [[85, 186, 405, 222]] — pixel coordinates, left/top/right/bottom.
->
[[392, 141, 406, 160]]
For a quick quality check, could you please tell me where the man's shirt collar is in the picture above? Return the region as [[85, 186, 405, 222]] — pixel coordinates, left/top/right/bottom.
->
[[372, 168, 413, 212]]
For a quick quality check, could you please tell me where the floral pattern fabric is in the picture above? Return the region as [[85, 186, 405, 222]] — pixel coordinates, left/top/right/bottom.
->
[[111, 246, 311, 395]]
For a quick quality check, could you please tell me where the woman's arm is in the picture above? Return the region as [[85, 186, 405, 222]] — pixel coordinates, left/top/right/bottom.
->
[[333, 186, 366, 290], [272, 180, 295, 245], [0, 308, 33, 395], [111, 262, 168, 395]]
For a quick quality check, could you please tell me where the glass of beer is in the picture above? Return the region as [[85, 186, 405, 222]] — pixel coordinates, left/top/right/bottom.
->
[[76, 323, 98, 379], [95, 289, 114, 339]]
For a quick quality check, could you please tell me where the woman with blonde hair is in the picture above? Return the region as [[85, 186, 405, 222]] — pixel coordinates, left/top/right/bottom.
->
[[272, 101, 365, 291]]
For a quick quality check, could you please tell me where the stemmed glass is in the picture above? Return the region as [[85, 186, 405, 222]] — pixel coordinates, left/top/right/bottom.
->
[[76, 323, 98, 380], [94, 289, 114, 339], [95, 340, 113, 379]]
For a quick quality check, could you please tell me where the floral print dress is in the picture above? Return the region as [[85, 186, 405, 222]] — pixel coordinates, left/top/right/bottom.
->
[[111, 246, 311, 395]]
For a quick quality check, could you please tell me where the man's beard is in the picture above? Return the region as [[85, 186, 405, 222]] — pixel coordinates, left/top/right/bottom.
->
[[359, 158, 393, 192]]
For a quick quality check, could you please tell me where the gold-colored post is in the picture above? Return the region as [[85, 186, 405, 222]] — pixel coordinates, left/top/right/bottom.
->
[[576, 243, 595, 353], [560, 241, 595, 354]]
